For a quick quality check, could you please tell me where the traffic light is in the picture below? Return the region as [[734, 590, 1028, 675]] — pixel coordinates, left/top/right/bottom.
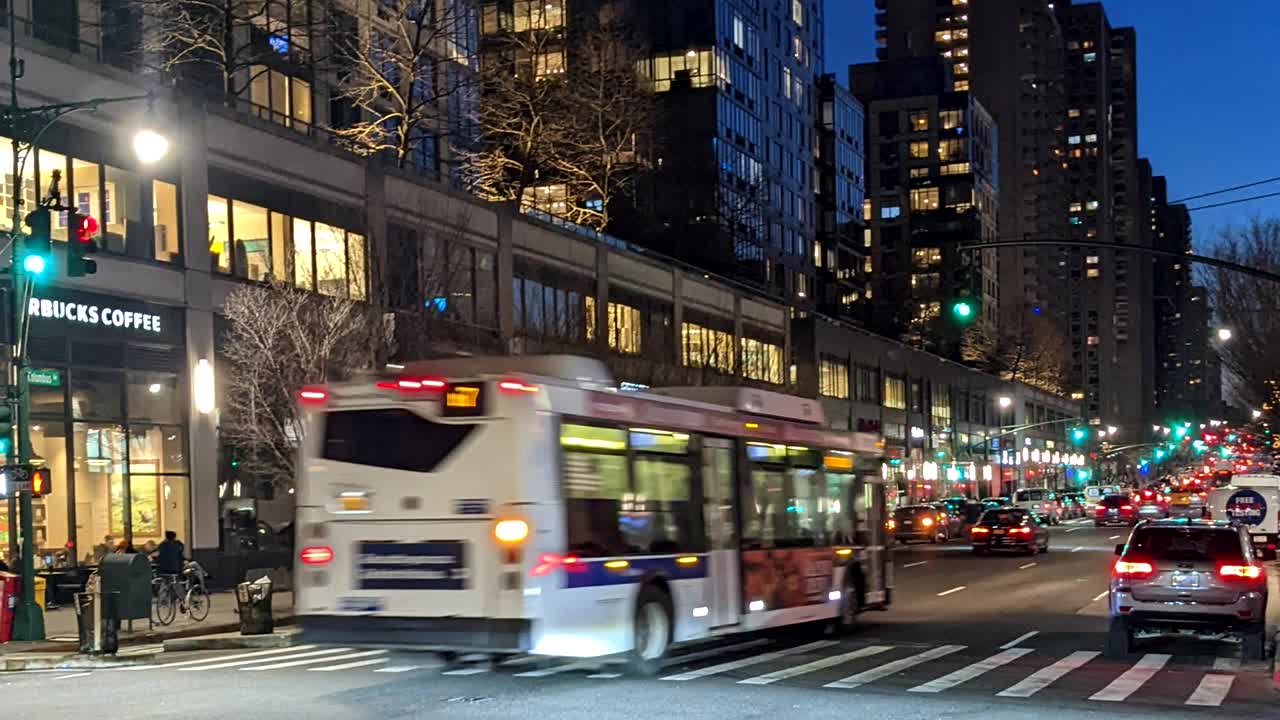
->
[[0, 404, 11, 457], [950, 298, 974, 321], [20, 207, 51, 276], [1174, 425, 1188, 439], [67, 210, 99, 277], [1070, 427, 1088, 444], [30, 466, 50, 497]]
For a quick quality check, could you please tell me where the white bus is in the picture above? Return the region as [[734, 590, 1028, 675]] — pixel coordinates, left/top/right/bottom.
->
[[294, 356, 889, 674]]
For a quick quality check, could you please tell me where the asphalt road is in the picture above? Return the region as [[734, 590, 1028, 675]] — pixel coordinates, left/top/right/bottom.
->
[[3, 520, 1275, 719]]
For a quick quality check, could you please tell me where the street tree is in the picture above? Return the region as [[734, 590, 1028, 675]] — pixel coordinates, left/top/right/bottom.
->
[[1209, 217, 1280, 408], [966, 313, 1071, 396], [220, 280, 389, 490]]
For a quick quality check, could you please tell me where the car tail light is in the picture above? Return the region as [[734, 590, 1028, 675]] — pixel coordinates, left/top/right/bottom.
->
[[886, 518, 897, 530], [1218, 564, 1264, 581], [1120, 505, 1133, 513], [298, 387, 328, 405], [971, 527, 990, 535], [494, 519, 530, 544], [1016, 526, 1033, 535], [1113, 560, 1154, 578], [300, 546, 334, 566], [499, 380, 539, 394]]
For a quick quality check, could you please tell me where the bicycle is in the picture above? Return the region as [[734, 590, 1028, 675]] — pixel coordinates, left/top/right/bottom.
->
[[152, 561, 211, 626]]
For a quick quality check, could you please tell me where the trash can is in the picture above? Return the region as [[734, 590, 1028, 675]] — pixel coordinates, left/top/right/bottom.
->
[[75, 591, 120, 655], [236, 577, 274, 635]]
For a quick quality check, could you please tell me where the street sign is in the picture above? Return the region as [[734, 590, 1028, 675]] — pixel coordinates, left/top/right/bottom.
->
[[26, 368, 60, 387]]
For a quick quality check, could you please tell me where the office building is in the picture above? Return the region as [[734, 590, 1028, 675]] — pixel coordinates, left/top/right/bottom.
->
[[815, 73, 869, 322]]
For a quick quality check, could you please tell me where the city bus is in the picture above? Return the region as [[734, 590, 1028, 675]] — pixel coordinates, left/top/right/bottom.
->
[[293, 355, 889, 674]]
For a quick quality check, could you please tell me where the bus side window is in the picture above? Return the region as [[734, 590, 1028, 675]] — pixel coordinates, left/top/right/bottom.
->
[[630, 457, 698, 554], [562, 423, 629, 557]]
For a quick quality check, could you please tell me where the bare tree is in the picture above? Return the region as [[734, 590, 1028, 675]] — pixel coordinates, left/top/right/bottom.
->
[[1209, 218, 1280, 408], [329, 0, 478, 170], [968, 313, 1070, 395], [221, 281, 389, 489]]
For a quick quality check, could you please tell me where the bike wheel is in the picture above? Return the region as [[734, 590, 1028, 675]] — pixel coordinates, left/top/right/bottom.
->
[[155, 586, 178, 626], [186, 585, 211, 622]]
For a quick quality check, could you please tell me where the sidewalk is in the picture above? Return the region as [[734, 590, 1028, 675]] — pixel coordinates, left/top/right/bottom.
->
[[0, 590, 295, 656]]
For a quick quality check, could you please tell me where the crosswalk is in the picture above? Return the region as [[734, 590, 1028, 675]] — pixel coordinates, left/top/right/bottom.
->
[[137, 638, 1258, 708]]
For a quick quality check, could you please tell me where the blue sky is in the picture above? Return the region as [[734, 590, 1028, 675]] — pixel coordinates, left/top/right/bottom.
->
[[824, 1, 1280, 252]]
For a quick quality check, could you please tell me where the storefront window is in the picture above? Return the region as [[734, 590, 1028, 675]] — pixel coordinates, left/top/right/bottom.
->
[[38, 149, 68, 241], [126, 373, 182, 424], [28, 422, 71, 566], [293, 217, 314, 290], [71, 369, 124, 419], [152, 180, 180, 262], [30, 374, 65, 415], [269, 211, 291, 284], [103, 165, 139, 254], [208, 195, 231, 273], [314, 221, 347, 297], [74, 422, 127, 556], [348, 232, 367, 300], [128, 425, 188, 475], [232, 200, 271, 281]]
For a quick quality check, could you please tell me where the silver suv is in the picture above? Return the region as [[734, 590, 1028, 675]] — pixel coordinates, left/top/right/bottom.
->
[[1108, 519, 1268, 659]]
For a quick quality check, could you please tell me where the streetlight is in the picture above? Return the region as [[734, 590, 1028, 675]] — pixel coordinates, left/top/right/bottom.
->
[[998, 396, 1013, 410], [132, 128, 170, 164], [1107, 425, 1117, 436], [1216, 327, 1233, 342], [1252, 409, 1263, 420]]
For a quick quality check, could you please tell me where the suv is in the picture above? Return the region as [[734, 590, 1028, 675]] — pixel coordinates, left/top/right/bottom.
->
[[1108, 520, 1268, 659], [1094, 493, 1137, 527], [892, 505, 950, 544]]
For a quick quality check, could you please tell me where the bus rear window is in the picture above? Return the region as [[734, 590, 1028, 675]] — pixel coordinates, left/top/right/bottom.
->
[[322, 409, 476, 473]]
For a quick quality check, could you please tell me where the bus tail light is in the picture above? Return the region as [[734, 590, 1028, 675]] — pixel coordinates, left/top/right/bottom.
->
[[376, 376, 446, 393], [530, 553, 584, 576], [298, 387, 328, 406], [499, 380, 539, 394], [494, 518, 530, 544], [300, 546, 334, 566]]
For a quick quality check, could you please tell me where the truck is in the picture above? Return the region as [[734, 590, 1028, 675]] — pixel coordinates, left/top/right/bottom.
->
[[1205, 474, 1280, 560]]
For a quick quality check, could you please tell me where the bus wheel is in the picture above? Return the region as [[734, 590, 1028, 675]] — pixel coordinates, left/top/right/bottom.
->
[[627, 585, 672, 677]]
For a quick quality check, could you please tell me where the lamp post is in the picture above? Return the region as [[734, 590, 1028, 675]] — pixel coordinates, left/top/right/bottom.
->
[[3, 13, 169, 641]]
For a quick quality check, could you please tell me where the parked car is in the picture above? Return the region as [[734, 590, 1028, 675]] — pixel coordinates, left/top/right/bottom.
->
[[969, 508, 1050, 555], [893, 504, 951, 544]]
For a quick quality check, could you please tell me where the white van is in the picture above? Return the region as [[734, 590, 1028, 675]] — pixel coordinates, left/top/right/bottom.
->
[[1012, 488, 1061, 524], [1082, 484, 1120, 509], [1206, 474, 1280, 560]]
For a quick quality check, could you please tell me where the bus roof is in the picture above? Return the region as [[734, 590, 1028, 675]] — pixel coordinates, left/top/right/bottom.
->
[[397, 355, 613, 386], [647, 386, 825, 425]]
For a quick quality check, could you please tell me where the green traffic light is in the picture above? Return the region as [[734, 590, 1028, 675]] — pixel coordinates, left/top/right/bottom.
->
[[952, 301, 973, 319], [1174, 426, 1188, 439], [1071, 428, 1087, 443], [21, 254, 46, 274], [1155, 449, 1165, 459]]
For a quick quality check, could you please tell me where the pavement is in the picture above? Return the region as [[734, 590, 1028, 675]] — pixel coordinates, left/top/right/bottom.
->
[[1, 523, 1277, 718]]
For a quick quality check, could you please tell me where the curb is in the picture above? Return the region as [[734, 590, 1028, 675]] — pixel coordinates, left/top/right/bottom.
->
[[3, 652, 157, 671], [162, 626, 299, 652]]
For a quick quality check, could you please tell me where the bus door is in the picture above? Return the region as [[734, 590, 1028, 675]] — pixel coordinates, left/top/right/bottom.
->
[[702, 437, 739, 627], [854, 473, 889, 604]]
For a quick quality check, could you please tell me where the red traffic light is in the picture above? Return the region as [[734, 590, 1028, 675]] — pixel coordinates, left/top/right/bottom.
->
[[76, 215, 99, 243]]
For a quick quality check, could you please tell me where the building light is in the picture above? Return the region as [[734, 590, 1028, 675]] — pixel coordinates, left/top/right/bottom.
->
[[194, 358, 216, 414]]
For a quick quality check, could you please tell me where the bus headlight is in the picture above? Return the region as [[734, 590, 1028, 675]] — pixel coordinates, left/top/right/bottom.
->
[[495, 519, 530, 544]]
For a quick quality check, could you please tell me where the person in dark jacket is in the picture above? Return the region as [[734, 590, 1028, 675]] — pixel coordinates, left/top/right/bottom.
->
[[153, 531, 185, 576]]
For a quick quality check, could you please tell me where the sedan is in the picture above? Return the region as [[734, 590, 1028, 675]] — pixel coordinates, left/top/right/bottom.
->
[[970, 508, 1050, 555], [1095, 494, 1139, 527], [893, 504, 950, 544]]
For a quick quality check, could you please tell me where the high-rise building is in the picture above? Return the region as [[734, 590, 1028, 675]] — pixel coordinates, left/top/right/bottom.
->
[[814, 74, 869, 322], [850, 57, 999, 359]]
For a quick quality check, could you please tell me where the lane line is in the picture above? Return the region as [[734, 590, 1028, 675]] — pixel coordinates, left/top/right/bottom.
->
[[1212, 657, 1241, 672], [150, 645, 318, 670], [936, 586, 966, 597], [1000, 631, 1039, 649], [54, 672, 92, 680], [441, 667, 490, 676], [1088, 653, 1171, 702], [902, 561, 928, 568], [996, 650, 1099, 697], [374, 666, 424, 674], [178, 647, 351, 672], [738, 645, 894, 685], [661, 640, 838, 681], [1071, 546, 1085, 553], [1065, 528, 1084, 533], [243, 649, 387, 672], [514, 661, 595, 678], [908, 648, 1033, 693], [1185, 673, 1234, 707], [1109, 535, 1121, 540], [1092, 590, 1109, 602], [663, 638, 773, 667], [309, 657, 390, 672], [1018, 562, 1037, 570], [825, 645, 967, 689], [588, 672, 622, 679]]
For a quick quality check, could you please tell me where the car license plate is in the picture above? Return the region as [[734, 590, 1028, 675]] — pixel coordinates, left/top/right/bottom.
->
[[1170, 572, 1199, 589], [1252, 535, 1267, 544], [901, 520, 912, 526], [993, 529, 1006, 535]]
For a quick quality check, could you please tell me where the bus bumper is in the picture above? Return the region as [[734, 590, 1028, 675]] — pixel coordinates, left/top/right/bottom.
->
[[299, 615, 532, 652]]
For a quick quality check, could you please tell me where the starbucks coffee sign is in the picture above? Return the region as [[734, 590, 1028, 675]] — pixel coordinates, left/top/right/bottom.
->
[[25, 289, 183, 345], [28, 296, 164, 333]]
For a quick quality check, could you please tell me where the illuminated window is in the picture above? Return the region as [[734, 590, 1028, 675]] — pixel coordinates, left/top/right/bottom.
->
[[792, 0, 803, 25], [940, 162, 969, 175], [863, 256, 873, 273], [911, 273, 941, 289], [913, 302, 941, 322], [521, 183, 569, 218], [938, 138, 963, 161], [863, 228, 872, 247], [1084, 133, 1097, 143], [232, 201, 270, 281], [293, 217, 314, 290], [207, 195, 230, 273], [1086, 200, 1099, 210], [1068, 108, 1081, 118], [820, 357, 849, 399], [908, 140, 931, 159], [1086, 268, 1100, 278], [1069, 202, 1083, 212], [682, 322, 734, 373], [249, 65, 310, 132], [743, 338, 784, 384], [908, 111, 930, 132], [955, 46, 969, 57], [912, 247, 943, 267], [909, 167, 930, 178], [314, 221, 349, 297], [1068, 135, 1081, 145], [953, 62, 969, 75], [1086, 255, 1099, 264], [934, 31, 953, 43], [152, 180, 179, 263], [883, 376, 907, 410], [1083, 52, 1097, 63], [513, 0, 564, 31], [535, 49, 565, 78], [952, 79, 969, 91], [954, 28, 968, 39], [939, 110, 963, 129], [910, 187, 940, 211], [881, 204, 901, 219], [862, 199, 872, 221], [1087, 336, 1100, 345], [640, 49, 718, 92]]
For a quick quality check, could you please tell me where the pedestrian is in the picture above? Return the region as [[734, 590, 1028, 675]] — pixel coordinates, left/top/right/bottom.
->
[[153, 530, 185, 577]]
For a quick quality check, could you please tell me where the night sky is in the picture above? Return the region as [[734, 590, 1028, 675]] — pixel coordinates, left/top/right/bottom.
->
[[823, 1, 1280, 252]]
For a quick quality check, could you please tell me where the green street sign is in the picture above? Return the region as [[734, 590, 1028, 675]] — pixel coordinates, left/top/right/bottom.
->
[[27, 368, 61, 388]]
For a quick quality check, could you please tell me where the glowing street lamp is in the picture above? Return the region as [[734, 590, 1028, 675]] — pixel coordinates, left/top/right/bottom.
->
[[1215, 327, 1233, 342], [132, 128, 170, 164]]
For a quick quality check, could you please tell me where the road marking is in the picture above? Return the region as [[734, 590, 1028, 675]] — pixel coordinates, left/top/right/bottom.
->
[[1092, 590, 1109, 602], [588, 672, 622, 679], [997, 650, 1099, 697], [441, 667, 490, 676], [665, 638, 772, 667], [175, 647, 348, 672], [908, 648, 1032, 693], [309, 657, 390, 672], [1109, 535, 1121, 540], [54, 672, 92, 680], [117, 644, 164, 657], [825, 645, 967, 689], [1018, 562, 1037, 570], [1212, 657, 1241, 672], [374, 666, 423, 673], [739, 645, 893, 685], [1065, 527, 1084, 533], [1088, 653, 1171, 702], [1071, 546, 1085, 552], [148, 645, 316, 670], [514, 661, 596, 678], [936, 586, 966, 597], [1000, 631, 1039, 649], [661, 640, 837, 681], [902, 561, 928, 568], [243, 649, 387, 672], [1185, 673, 1234, 707]]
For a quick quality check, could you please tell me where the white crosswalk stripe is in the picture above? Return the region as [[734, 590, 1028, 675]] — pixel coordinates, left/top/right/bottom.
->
[[1185, 673, 1234, 707], [908, 648, 1033, 693], [310, 657, 390, 672], [1088, 653, 1171, 702], [146, 645, 317, 670], [514, 662, 596, 678], [997, 651, 1100, 698], [374, 666, 424, 674], [441, 667, 490, 676], [825, 645, 967, 689], [178, 647, 351, 672], [661, 640, 838, 681], [245, 649, 387, 672], [738, 645, 894, 685]]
